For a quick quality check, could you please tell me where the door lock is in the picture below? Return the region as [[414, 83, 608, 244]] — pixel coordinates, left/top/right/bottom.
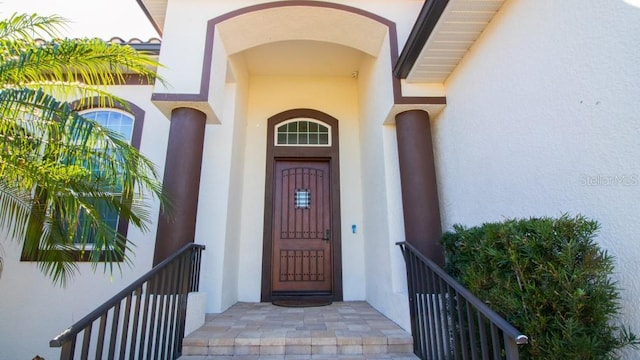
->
[[323, 229, 330, 241]]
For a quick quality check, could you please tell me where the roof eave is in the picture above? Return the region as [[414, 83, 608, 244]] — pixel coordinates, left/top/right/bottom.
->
[[136, 0, 165, 36], [394, 0, 449, 79]]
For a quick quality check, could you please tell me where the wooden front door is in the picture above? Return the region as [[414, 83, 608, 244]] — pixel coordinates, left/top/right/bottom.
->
[[271, 160, 332, 294]]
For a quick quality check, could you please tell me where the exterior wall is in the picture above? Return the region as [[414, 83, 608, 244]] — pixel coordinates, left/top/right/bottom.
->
[[433, 1, 640, 357], [219, 58, 250, 310], [194, 78, 249, 312], [0, 85, 169, 360], [358, 39, 411, 330]]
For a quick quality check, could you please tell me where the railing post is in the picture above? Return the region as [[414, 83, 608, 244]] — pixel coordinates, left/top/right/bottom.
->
[[504, 334, 520, 360], [399, 244, 420, 358], [59, 339, 75, 360]]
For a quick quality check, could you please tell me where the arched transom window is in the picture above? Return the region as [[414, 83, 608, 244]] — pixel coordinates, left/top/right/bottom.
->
[[275, 118, 331, 146]]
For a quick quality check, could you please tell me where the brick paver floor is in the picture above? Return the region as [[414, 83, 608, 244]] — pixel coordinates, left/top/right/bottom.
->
[[180, 301, 418, 359]]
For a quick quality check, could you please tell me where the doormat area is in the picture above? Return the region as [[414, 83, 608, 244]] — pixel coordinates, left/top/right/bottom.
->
[[272, 300, 332, 308]]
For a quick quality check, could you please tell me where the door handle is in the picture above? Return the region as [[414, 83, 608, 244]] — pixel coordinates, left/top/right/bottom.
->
[[323, 229, 330, 241]]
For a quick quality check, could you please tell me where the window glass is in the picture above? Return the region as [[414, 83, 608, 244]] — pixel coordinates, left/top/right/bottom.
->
[[275, 119, 331, 146], [73, 109, 134, 245], [83, 110, 134, 143]]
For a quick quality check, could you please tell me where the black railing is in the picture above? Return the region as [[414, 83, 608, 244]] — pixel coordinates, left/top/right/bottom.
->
[[397, 242, 528, 360], [50, 243, 205, 360]]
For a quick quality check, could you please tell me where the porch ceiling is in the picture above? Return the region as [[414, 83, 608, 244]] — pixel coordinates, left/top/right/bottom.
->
[[238, 40, 366, 77], [399, 0, 507, 84]]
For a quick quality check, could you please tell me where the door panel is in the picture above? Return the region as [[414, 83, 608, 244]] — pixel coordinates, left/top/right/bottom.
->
[[272, 160, 332, 293]]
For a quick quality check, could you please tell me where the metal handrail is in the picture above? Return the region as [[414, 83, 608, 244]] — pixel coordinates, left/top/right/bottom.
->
[[50, 243, 205, 359], [397, 241, 528, 359]]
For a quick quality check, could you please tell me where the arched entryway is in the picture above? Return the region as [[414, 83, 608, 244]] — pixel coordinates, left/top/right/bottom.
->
[[261, 109, 342, 302]]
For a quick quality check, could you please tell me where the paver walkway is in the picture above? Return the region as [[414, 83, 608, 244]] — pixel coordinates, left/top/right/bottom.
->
[[179, 301, 418, 359]]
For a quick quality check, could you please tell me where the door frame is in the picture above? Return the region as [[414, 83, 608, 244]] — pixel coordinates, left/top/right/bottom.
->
[[261, 108, 343, 302]]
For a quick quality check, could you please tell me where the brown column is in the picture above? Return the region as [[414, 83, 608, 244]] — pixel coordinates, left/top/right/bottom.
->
[[395, 109, 444, 265], [153, 107, 207, 264]]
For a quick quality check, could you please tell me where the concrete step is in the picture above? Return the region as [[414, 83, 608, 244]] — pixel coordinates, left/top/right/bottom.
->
[[179, 355, 419, 359], [181, 302, 417, 359]]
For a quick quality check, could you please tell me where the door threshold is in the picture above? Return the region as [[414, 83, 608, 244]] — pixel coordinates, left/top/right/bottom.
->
[[272, 299, 332, 307], [269, 292, 334, 303]]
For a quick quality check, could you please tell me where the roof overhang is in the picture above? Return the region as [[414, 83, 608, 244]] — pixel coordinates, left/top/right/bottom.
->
[[394, 0, 507, 84], [136, 0, 167, 36]]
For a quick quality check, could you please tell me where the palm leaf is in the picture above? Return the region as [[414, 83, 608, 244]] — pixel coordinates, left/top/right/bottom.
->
[[0, 182, 33, 243], [0, 13, 66, 41], [0, 38, 164, 107]]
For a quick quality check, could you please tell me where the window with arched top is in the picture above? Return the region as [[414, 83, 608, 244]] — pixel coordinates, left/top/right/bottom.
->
[[21, 103, 144, 263], [275, 118, 331, 146]]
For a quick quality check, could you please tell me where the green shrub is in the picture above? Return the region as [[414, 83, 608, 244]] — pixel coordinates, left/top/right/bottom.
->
[[442, 214, 638, 359]]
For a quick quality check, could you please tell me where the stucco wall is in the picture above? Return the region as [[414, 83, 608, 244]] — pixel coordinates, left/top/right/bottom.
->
[[0, 86, 168, 360], [433, 1, 640, 357], [220, 58, 251, 311], [357, 36, 412, 331], [194, 81, 246, 313]]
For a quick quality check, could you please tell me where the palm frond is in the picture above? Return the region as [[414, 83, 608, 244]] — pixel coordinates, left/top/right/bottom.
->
[[0, 13, 66, 41], [0, 37, 163, 91], [0, 181, 33, 242]]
